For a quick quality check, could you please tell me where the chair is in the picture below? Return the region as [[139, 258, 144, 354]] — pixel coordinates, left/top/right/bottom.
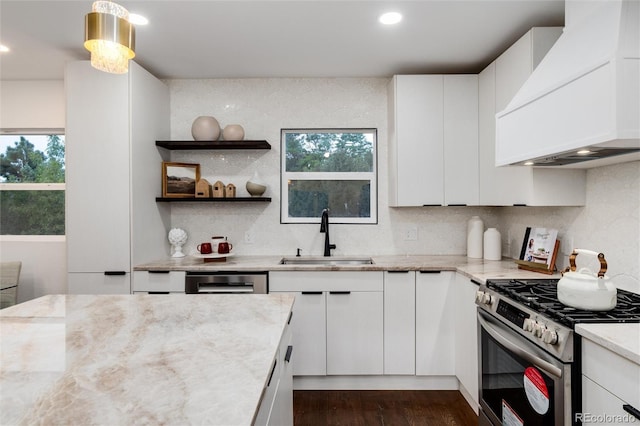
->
[[1, 261, 22, 309]]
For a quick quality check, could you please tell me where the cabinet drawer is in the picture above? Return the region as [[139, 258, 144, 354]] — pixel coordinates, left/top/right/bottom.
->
[[269, 271, 383, 292], [132, 271, 186, 292], [582, 339, 640, 406]]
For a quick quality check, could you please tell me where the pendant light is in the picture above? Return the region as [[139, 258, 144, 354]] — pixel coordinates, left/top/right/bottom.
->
[[84, 1, 135, 74]]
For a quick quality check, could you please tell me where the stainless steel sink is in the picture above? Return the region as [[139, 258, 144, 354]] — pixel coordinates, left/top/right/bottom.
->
[[279, 257, 374, 266]]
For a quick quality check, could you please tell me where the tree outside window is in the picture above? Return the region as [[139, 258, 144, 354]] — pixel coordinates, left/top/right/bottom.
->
[[0, 133, 65, 235]]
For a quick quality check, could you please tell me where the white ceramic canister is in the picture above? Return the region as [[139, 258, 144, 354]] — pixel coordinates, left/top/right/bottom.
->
[[467, 216, 484, 259], [484, 228, 501, 260]]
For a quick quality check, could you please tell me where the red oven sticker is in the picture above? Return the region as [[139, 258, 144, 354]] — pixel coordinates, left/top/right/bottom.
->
[[524, 366, 550, 414]]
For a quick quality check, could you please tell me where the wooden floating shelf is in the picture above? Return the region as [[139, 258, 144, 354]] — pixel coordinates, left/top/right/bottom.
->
[[156, 197, 271, 203], [156, 140, 271, 150]]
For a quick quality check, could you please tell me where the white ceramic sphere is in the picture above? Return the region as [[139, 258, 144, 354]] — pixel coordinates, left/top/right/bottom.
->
[[191, 116, 221, 141], [222, 124, 245, 141]]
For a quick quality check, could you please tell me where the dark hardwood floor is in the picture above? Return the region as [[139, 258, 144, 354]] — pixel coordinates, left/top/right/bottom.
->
[[293, 390, 478, 426]]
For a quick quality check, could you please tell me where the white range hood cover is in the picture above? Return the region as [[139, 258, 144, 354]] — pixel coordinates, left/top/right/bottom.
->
[[496, 0, 640, 167]]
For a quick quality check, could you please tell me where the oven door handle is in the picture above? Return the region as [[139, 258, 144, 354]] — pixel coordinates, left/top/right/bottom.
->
[[478, 312, 563, 379]]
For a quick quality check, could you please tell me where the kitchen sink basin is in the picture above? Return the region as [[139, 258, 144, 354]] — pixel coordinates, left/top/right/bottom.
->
[[279, 257, 374, 266]]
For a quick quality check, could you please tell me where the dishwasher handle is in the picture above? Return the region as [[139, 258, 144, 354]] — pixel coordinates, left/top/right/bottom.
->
[[194, 283, 254, 293]]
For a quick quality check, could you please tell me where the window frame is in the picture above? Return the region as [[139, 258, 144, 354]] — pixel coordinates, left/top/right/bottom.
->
[[280, 128, 378, 224], [0, 129, 66, 237]]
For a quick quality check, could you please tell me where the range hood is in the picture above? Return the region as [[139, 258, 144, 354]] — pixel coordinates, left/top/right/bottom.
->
[[496, 0, 640, 167]]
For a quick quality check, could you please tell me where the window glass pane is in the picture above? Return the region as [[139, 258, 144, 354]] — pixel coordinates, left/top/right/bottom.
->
[[0, 135, 65, 183], [288, 180, 371, 218], [285, 131, 373, 173], [0, 190, 65, 235]]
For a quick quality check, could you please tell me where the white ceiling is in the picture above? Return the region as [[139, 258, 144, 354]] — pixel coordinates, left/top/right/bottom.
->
[[0, 0, 564, 80]]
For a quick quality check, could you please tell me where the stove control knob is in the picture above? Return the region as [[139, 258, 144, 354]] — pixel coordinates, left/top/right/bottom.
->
[[542, 329, 559, 345], [523, 318, 535, 332], [532, 322, 545, 338], [475, 291, 484, 304], [475, 291, 493, 305]]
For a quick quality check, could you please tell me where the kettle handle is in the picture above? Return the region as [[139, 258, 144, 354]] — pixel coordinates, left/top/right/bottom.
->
[[569, 249, 607, 278]]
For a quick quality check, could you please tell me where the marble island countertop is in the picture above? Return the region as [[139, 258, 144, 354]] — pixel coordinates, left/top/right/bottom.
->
[[134, 254, 561, 283], [0, 293, 295, 426]]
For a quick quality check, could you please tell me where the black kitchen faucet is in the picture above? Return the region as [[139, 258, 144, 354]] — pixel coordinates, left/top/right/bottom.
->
[[320, 208, 336, 256]]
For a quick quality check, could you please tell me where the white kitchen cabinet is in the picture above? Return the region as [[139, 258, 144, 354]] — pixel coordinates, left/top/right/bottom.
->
[[269, 271, 384, 376], [132, 271, 186, 293], [383, 271, 416, 375], [67, 272, 130, 295], [478, 28, 587, 206], [415, 271, 455, 375], [454, 273, 480, 412], [65, 61, 170, 293], [388, 75, 478, 207], [581, 339, 640, 424]]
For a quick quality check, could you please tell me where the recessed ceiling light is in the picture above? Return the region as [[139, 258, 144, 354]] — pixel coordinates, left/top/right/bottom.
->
[[129, 13, 148, 26], [0, 45, 9, 53], [577, 149, 592, 155], [379, 12, 402, 25]]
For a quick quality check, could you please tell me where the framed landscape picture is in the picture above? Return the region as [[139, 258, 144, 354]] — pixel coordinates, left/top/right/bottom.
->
[[516, 227, 559, 274], [162, 162, 200, 198]]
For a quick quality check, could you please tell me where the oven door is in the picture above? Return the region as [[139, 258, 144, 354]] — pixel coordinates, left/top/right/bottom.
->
[[478, 309, 571, 426]]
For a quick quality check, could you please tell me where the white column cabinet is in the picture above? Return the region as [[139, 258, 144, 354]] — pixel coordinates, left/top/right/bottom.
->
[[415, 271, 455, 376], [454, 273, 480, 412], [388, 75, 478, 207], [284, 291, 327, 376], [65, 61, 170, 294], [479, 28, 586, 206], [383, 271, 416, 375]]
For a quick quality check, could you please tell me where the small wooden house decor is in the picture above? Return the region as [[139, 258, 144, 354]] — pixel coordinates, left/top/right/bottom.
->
[[225, 183, 236, 198], [212, 180, 226, 198], [195, 178, 211, 198]]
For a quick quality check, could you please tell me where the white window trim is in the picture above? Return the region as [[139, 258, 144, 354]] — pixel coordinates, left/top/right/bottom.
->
[[0, 183, 65, 191], [281, 128, 378, 224]]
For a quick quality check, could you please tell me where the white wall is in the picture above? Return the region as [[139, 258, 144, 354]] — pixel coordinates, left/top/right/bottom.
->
[[167, 78, 500, 256], [0, 79, 67, 302]]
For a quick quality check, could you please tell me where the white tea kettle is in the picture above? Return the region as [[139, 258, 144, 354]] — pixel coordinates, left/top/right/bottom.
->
[[557, 249, 617, 311]]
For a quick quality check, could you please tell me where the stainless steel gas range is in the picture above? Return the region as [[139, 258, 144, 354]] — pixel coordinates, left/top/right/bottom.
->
[[475, 278, 640, 426]]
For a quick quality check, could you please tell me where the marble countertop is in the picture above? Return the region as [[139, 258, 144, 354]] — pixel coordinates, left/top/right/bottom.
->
[[576, 323, 640, 365], [134, 254, 561, 283], [0, 293, 295, 426]]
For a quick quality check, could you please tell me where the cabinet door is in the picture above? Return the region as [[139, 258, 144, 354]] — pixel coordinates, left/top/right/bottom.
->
[[582, 376, 633, 425], [383, 271, 416, 375], [390, 75, 444, 206], [326, 291, 384, 375], [67, 272, 130, 295], [416, 271, 455, 375], [270, 325, 294, 426], [454, 274, 480, 412], [65, 62, 131, 272], [132, 271, 185, 292], [443, 75, 479, 206]]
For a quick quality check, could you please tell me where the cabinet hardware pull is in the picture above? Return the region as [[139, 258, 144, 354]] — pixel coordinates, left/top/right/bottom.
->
[[301, 291, 322, 295], [329, 291, 351, 295], [419, 270, 441, 274], [287, 311, 293, 324], [104, 271, 126, 276], [623, 405, 640, 420], [471, 279, 482, 286], [513, 203, 527, 206], [387, 270, 410, 274], [267, 360, 277, 387], [149, 270, 170, 274], [147, 292, 170, 295], [447, 204, 467, 206], [285, 345, 293, 363], [422, 204, 442, 207]]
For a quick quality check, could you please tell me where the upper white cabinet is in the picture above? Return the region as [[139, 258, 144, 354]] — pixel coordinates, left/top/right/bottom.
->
[[388, 74, 478, 207], [66, 61, 170, 294], [478, 28, 587, 206]]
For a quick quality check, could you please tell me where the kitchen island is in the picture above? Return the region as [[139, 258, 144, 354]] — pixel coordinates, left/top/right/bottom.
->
[[0, 293, 295, 425]]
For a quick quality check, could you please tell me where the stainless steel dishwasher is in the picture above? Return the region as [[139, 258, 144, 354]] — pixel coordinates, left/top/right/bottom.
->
[[185, 271, 268, 294]]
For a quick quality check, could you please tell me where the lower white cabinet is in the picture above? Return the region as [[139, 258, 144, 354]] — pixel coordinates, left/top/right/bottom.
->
[[454, 273, 480, 411], [132, 271, 186, 293], [270, 271, 384, 376], [581, 339, 640, 424], [384, 271, 416, 375], [415, 271, 455, 375], [67, 272, 130, 295]]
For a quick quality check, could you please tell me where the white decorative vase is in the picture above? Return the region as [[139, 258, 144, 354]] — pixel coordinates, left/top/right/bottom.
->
[[168, 228, 188, 258], [467, 216, 484, 259], [483, 228, 502, 260], [191, 116, 220, 141], [246, 171, 266, 197], [222, 124, 245, 141]]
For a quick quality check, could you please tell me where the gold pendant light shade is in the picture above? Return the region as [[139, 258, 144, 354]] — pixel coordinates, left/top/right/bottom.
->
[[84, 1, 135, 74]]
